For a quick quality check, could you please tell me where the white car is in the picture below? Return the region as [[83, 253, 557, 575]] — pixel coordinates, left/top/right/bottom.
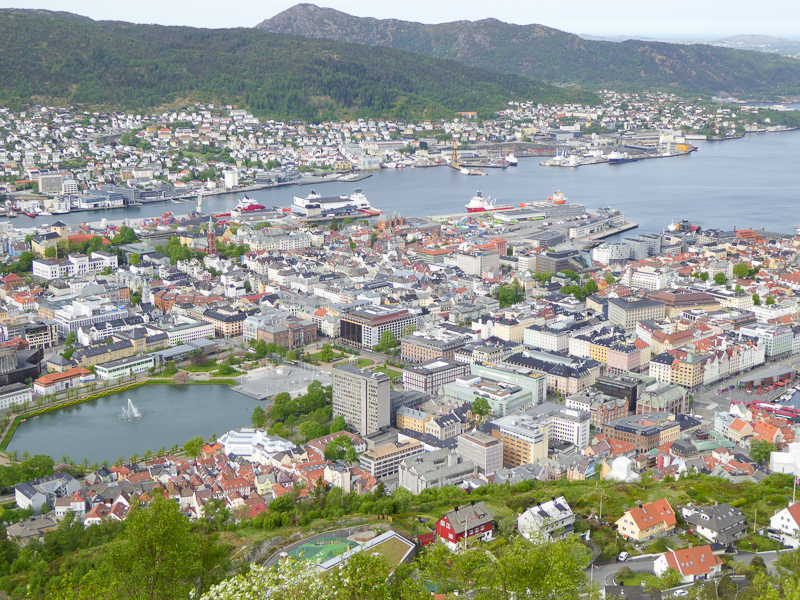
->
[[673, 591, 688, 598], [617, 551, 630, 562]]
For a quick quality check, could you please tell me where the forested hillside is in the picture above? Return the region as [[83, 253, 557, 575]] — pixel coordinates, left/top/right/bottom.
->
[[259, 4, 800, 98], [0, 10, 595, 121]]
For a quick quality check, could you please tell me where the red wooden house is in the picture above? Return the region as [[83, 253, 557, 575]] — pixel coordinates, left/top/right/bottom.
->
[[435, 501, 494, 550]]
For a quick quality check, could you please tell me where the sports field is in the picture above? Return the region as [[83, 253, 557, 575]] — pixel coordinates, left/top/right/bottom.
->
[[289, 536, 352, 563]]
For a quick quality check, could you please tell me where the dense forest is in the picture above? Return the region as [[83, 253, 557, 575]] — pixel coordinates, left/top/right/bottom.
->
[[259, 4, 800, 98], [0, 10, 595, 121]]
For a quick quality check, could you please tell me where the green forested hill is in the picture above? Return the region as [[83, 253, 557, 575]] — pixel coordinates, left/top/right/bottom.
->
[[258, 4, 800, 98], [0, 9, 595, 120]]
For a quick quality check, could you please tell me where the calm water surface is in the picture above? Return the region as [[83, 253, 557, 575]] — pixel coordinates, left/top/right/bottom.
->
[[6, 385, 260, 463], [8, 129, 800, 235]]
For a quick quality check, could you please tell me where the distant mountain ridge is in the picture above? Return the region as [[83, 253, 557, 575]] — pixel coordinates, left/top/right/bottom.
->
[[0, 9, 594, 120], [257, 4, 800, 97]]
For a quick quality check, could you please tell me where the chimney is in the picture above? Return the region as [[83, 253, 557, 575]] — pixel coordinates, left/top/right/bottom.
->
[[454, 505, 459, 512]]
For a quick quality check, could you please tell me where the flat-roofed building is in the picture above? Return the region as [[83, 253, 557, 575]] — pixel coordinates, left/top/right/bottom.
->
[[332, 364, 390, 436], [398, 449, 477, 493], [94, 355, 156, 380], [402, 358, 470, 395], [608, 298, 666, 331], [341, 306, 417, 350], [359, 440, 424, 478], [457, 429, 503, 473], [601, 412, 680, 452], [0, 383, 33, 412], [400, 330, 466, 362], [491, 414, 548, 468], [566, 391, 629, 428]]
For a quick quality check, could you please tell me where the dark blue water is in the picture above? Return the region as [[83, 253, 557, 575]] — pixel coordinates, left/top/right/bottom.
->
[[9, 129, 800, 235], [6, 385, 259, 463]]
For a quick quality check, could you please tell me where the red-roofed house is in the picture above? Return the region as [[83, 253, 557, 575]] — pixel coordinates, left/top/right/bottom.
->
[[615, 498, 676, 542], [654, 545, 722, 583], [769, 502, 800, 548]]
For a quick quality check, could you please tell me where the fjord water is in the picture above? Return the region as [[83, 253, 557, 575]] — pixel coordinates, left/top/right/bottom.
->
[[6, 385, 259, 464], [14, 129, 800, 234]]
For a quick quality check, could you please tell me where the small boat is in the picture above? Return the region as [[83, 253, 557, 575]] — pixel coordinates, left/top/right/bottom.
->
[[39, 211, 53, 216]]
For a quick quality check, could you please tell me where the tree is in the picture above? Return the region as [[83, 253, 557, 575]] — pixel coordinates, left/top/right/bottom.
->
[[128, 253, 141, 266], [733, 262, 751, 279], [699, 272, 709, 281], [44, 245, 57, 258], [251, 405, 266, 428], [753, 294, 761, 306], [750, 439, 776, 463], [714, 272, 728, 286], [472, 397, 491, 417], [766, 296, 776, 305], [376, 331, 399, 353], [735, 284, 743, 292], [64, 331, 77, 347], [184, 436, 205, 460], [605, 273, 615, 284], [324, 435, 354, 461], [97, 496, 229, 600], [329, 415, 347, 434]]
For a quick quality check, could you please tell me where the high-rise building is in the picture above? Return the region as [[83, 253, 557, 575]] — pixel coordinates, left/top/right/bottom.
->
[[332, 364, 390, 436]]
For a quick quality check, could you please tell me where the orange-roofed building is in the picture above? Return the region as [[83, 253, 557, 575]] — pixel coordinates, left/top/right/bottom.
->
[[615, 498, 676, 542], [654, 545, 722, 583], [33, 367, 94, 396]]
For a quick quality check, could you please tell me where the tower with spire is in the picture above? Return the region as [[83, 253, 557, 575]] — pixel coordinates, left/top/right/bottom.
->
[[206, 215, 217, 255]]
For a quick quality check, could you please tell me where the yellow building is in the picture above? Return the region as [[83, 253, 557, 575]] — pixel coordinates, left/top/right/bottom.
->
[[616, 498, 677, 542]]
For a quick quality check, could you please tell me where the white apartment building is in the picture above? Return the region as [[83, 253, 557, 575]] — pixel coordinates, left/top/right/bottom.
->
[[32, 251, 118, 280], [0, 383, 33, 411], [94, 355, 156, 380]]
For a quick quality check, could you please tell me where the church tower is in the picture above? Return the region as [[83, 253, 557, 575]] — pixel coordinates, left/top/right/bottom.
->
[[206, 216, 217, 255]]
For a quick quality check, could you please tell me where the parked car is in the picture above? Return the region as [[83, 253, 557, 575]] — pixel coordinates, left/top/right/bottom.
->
[[617, 551, 630, 562], [673, 591, 689, 598]]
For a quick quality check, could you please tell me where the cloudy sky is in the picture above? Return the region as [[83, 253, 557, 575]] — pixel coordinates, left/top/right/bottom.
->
[[2, 0, 798, 39]]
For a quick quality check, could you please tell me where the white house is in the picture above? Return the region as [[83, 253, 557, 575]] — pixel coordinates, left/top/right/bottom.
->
[[769, 503, 800, 548], [517, 496, 575, 543], [653, 545, 722, 583]]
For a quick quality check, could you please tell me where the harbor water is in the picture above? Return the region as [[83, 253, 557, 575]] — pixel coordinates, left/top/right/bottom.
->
[[6, 129, 800, 236]]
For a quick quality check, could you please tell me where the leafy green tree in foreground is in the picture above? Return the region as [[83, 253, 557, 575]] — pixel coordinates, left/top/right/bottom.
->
[[472, 396, 491, 416]]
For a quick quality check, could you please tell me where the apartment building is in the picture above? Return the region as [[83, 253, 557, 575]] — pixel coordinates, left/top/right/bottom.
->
[[395, 406, 433, 432], [491, 414, 548, 468], [400, 329, 466, 362], [602, 412, 681, 452], [566, 391, 629, 428], [94, 355, 156, 380], [398, 449, 476, 494], [359, 440, 424, 479], [332, 364, 390, 436], [0, 383, 33, 411], [341, 306, 417, 350], [456, 430, 503, 473], [31, 252, 118, 280], [526, 402, 591, 450], [608, 298, 666, 331], [402, 359, 470, 395]]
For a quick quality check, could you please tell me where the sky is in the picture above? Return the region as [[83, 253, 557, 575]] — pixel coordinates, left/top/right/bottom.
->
[[2, 0, 799, 40]]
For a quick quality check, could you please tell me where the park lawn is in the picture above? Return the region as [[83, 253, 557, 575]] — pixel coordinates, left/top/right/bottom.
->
[[355, 358, 374, 367], [373, 366, 401, 380]]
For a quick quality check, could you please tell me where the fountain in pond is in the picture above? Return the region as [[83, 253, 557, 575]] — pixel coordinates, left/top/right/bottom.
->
[[119, 398, 143, 421]]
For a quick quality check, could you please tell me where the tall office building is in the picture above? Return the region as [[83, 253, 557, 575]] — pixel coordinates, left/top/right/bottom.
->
[[332, 364, 390, 436]]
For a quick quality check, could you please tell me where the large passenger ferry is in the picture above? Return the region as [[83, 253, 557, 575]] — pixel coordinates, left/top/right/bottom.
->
[[290, 188, 381, 219]]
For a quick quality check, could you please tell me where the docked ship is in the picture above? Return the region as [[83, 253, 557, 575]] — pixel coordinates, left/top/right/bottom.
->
[[235, 196, 267, 212], [505, 152, 518, 166], [465, 190, 513, 213], [607, 151, 638, 164], [519, 190, 569, 208], [290, 188, 381, 221]]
